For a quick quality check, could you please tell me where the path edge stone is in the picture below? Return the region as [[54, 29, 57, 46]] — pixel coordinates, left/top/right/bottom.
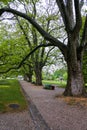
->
[[19, 81, 51, 130]]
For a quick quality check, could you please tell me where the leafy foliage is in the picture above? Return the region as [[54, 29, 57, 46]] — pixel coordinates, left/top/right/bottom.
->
[[0, 21, 30, 77], [0, 0, 13, 5], [83, 49, 87, 84]]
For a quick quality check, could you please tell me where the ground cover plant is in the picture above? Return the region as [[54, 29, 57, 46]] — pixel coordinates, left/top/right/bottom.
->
[[0, 79, 28, 113]]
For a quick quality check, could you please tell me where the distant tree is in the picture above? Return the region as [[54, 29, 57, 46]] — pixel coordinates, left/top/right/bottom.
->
[[13, 0, 60, 85]]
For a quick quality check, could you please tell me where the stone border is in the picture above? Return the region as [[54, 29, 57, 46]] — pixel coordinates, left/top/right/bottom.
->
[[20, 82, 51, 130]]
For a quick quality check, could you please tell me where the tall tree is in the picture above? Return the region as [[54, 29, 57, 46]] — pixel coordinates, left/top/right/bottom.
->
[[13, 0, 59, 85], [0, 0, 87, 96]]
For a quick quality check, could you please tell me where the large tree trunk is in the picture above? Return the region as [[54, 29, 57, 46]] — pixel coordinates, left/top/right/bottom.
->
[[63, 37, 86, 96], [34, 63, 42, 85], [24, 65, 33, 82], [26, 73, 32, 82], [64, 60, 86, 96], [24, 73, 32, 82], [35, 71, 42, 85]]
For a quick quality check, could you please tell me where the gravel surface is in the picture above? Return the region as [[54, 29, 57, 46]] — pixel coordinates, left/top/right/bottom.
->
[[20, 81, 87, 130], [1, 80, 87, 130], [0, 111, 35, 130]]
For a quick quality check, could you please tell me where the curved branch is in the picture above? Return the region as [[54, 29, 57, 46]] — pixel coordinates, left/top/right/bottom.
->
[[0, 43, 57, 74], [0, 7, 67, 54]]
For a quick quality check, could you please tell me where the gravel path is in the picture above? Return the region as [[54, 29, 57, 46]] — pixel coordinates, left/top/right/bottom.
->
[[0, 111, 35, 130], [20, 81, 87, 130], [0, 80, 87, 130]]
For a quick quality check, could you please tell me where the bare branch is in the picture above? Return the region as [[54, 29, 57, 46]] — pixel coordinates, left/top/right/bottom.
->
[[80, 0, 84, 10], [56, 0, 71, 32], [0, 16, 15, 21], [49, 25, 64, 34], [73, 0, 82, 33], [66, 0, 75, 29], [32, 0, 37, 19], [15, 15, 31, 47], [43, 47, 55, 66]]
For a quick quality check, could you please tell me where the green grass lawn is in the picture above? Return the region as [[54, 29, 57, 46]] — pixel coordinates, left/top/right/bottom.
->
[[42, 80, 66, 88], [0, 79, 28, 113], [43, 80, 87, 91]]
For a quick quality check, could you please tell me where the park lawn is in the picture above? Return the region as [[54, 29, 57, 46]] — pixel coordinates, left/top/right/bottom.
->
[[0, 79, 28, 113], [42, 80, 66, 88]]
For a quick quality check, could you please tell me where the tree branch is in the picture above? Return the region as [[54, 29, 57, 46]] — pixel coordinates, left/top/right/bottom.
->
[[15, 15, 31, 47], [73, 0, 82, 33], [66, 0, 75, 29], [81, 15, 87, 46], [56, 0, 71, 32], [0, 16, 15, 21], [80, 0, 84, 10], [0, 43, 57, 74], [43, 47, 55, 66], [0, 7, 67, 54]]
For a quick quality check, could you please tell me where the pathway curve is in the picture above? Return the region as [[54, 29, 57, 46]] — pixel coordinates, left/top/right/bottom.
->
[[20, 81, 87, 130]]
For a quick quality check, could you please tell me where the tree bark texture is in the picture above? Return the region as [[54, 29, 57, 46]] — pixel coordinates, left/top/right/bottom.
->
[[26, 73, 32, 82], [64, 60, 86, 96], [34, 63, 42, 85], [63, 34, 86, 96]]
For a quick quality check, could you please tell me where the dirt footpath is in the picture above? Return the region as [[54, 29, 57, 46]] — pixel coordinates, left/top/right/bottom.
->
[[0, 80, 87, 130], [0, 111, 35, 130], [20, 81, 87, 130]]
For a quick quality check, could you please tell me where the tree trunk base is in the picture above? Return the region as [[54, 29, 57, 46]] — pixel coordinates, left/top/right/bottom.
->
[[63, 89, 73, 96], [35, 83, 42, 86], [63, 87, 87, 97]]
